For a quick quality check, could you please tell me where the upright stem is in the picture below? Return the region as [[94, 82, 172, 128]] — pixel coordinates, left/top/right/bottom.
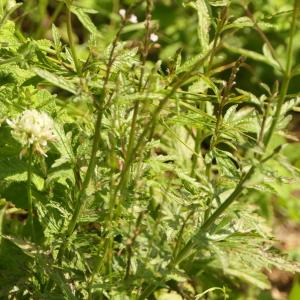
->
[[27, 146, 35, 241], [191, 129, 202, 176], [66, 2, 81, 74], [139, 3, 299, 296], [119, 0, 153, 197], [173, 5, 300, 260], [67, 111, 103, 235], [264, 0, 299, 146], [57, 110, 103, 263]]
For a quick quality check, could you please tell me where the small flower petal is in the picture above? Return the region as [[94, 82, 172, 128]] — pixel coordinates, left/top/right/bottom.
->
[[119, 9, 126, 18], [150, 33, 159, 42], [7, 109, 56, 157], [129, 14, 138, 24]]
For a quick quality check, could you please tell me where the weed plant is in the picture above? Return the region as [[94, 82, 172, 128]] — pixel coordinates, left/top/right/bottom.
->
[[0, 0, 300, 299]]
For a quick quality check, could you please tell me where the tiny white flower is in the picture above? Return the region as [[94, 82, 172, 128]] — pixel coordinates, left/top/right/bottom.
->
[[7, 109, 56, 157], [119, 8, 126, 19], [150, 33, 159, 42], [129, 14, 138, 24]]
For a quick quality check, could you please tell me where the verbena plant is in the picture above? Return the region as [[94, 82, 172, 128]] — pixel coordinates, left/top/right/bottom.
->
[[0, 0, 300, 299]]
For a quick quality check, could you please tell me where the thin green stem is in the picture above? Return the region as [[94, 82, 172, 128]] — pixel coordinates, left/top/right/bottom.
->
[[122, 101, 139, 192], [57, 110, 103, 263], [69, 111, 103, 232], [27, 146, 35, 241], [113, 47, 219, 210], [191, 129, 202, 176], [264, 0, 299, 146], [206, 6, 228, 75], [143, 5, 300, 296], [172, 211, 194, 260], [138, 148, 280, 300], [125, 212, 144, 280], [173, 145, 282, 267], [117, 0, 153, 200], [206, 56, 244, 180], [66, 2, 81, 74]]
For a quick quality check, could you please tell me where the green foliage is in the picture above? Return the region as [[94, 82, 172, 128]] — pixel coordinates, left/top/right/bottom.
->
[[0, 0, 300, 299]]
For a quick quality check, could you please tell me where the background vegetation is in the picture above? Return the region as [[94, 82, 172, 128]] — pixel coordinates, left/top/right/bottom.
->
[[0, 0, 300, 299]]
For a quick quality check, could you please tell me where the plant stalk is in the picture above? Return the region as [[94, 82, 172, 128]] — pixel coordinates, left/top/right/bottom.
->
[[66, 2, 81, 74], [27, 145, 35, 241], [264, 0, 299, 146], [57, 110, 103, 263]]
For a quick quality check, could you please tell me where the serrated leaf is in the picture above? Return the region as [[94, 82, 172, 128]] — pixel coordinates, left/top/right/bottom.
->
[[262, 43, 280, 69], [70, 5, 100, 36], [51, 24, 62, 51], [213, 148, 240, 178], [176, 52, 206, 73], [247, 183, 277, 194], [225, 268, 270, 289], [280, 97, 300, 116], [223, 17, 276, 31], [0, 20, 19, 49], [224, 43, 281, 70], [4, 172, 44, 191], [33, 67, 78, 94], [52, 123, 75, 168], [0, 3, 22, 29]]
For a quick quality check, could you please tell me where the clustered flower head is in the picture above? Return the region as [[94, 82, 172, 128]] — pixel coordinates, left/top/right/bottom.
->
[[7, 109, 56, 157]]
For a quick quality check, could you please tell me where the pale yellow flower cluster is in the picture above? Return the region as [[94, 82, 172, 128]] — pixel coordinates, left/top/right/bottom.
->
[[7, 109, 56, 157]]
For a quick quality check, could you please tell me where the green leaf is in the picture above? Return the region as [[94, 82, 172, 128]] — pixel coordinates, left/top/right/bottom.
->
[[225, 268, 270, 289], [209, 0, 229, 6], [191, 0, 210, 53], [223, 17, 276, 31], [176, 52, 207, 73], [32, 67, 78, 94], [52, 123, 75, 168], [213, 148, 240, 178], [195, 287, 227, 299], [0, 20, 19, 49], [0, 2, 22, 30], [289, 281, 300, 300], [70, 5, 100, 36], [262, 43, 280, 69], [51, 24, 62, 52], [0, 237, 33, 296], [224, 43, 282, 70]]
